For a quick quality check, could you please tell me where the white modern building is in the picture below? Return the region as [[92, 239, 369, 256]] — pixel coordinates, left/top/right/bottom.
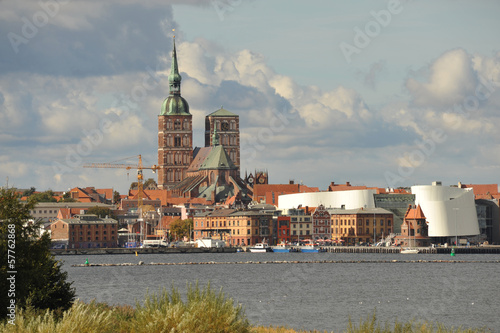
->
[[411, 182, 479, 237], [278, 189, 377, 210]]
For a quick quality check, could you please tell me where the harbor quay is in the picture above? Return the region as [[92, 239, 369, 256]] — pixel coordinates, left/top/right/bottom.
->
[[51, 244, 500, 255]]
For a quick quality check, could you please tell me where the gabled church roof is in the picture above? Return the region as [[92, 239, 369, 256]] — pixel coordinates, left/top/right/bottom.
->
[[199, 145, 237, 170], [207, 107, 238, 117]]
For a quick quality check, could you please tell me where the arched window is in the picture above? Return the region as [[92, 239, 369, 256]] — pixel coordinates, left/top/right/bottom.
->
[[174, 120, 181, 130], [174, 136, 181, 147]]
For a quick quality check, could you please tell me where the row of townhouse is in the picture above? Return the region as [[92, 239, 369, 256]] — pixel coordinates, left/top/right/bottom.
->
[[193, 208, 273, 246], [276, 205, 394, 246]]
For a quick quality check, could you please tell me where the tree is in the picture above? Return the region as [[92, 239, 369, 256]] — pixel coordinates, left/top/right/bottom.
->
[[0, 188, 75, 320], [22, 187, 36, 197], [169, 219, 193, 241], [113, 190, 121, 204], [30, 190, 58, 203], [86, 206, 116, 220]]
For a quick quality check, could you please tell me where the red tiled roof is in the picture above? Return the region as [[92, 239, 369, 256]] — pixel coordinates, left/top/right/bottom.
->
[[404, 205, 426, 220]]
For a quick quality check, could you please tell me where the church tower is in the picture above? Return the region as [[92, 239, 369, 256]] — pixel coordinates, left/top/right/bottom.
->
[[205, 107, 240, 174], [158, 37, 193, 190]]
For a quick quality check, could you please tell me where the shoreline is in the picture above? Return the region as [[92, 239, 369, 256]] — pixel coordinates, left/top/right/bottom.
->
[[51, 245, 500, 255]]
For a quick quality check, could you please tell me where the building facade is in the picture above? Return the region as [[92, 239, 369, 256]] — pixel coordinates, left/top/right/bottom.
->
[[50, 214, 118, 249], [193, 209, 273, 246], [330, 208, 393, 245], [312, 204, 331, 241]]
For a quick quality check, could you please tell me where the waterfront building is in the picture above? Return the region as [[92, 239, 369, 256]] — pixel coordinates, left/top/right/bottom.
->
[[281, 208, 312, 242], [412, 182, 479, 242], [50, 214, 118, 249], [193, 208, 273, 246], [373, 192, 415, 233], [395, 205, 430, 247], [311, 204, 331, 241], [329, 207, 393, 245], [276, 216, 291, 244]]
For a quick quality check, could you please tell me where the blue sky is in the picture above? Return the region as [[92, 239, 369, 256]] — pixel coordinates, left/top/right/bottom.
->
[[1, 0, 499, 194]]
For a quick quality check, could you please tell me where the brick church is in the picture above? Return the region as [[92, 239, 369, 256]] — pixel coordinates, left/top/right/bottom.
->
[[157, 37, 263, 204]]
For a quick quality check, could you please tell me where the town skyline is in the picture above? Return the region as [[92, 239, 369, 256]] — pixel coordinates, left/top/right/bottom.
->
[[1, 1, 499, 194]]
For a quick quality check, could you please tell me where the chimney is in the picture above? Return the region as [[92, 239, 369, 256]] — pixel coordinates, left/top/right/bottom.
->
[[289, 180, 294, 185], [346, 181, 350, 186]]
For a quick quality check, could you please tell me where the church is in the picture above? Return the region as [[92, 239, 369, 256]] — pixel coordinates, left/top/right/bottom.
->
[[156, 37, 265, 204]]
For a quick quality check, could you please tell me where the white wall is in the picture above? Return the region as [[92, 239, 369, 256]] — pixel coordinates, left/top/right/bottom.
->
[[412, 185, 479, 237], [278, 189, 377, 210]]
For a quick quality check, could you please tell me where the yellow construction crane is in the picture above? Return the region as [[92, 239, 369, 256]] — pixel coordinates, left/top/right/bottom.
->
[[83, 155, 159, 242]]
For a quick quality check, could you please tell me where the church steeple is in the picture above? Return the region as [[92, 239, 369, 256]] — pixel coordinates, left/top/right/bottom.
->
[[212, 126, 220, 146], [168, 37, 181, 95]]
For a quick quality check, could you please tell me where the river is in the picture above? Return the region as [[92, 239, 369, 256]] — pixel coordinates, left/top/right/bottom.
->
[[57, 252, 500, 332]]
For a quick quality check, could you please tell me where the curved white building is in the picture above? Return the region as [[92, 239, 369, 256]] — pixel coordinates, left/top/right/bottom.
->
[[411, 184, 479, 237], [278, 189, 377, 210]]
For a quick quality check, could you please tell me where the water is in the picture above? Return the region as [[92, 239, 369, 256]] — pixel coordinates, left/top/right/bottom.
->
[[57, 252, 500, 332]]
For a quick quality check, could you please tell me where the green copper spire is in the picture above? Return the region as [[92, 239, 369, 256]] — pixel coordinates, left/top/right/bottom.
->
[[212, 126, 220, 146], [168, 37, 181, 95], [160, 36, 190, 116]]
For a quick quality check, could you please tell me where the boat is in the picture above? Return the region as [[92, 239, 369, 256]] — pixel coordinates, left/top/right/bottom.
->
[[299, 245, 319, 253], [400, 248, 419, 254], [248, 243, 273, 253], [272, 244, 291, 253]]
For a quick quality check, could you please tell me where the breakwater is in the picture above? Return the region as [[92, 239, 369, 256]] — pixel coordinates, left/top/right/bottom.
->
[[72, 259, 500, 267]]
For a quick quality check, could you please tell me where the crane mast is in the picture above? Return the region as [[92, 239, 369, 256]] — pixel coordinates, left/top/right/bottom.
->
[[83, 155, 159, 245]]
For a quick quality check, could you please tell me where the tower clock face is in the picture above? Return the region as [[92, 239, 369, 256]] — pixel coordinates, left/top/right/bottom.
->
[[221, 121, 229, 131]]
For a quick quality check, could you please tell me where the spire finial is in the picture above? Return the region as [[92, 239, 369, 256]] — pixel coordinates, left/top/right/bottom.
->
[[168, 30, 181, 95]]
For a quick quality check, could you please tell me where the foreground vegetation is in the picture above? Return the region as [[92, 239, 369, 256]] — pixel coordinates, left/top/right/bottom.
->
[[0, 283, 489, 333]]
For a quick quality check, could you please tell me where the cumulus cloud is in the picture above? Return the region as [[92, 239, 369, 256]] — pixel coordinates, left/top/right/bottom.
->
[[406, 48, 477, 107]]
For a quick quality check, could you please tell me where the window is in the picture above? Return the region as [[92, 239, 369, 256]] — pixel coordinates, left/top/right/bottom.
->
[[380, 220, 384, 226], [247, 230, 250, 234]]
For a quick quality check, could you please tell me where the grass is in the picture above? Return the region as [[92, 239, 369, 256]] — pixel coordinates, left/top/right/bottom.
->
[[0, 285, 490, 333]]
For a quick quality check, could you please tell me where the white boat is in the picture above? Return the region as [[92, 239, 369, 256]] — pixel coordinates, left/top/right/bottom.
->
[[248, 243, 273, 253], [400, 248, 419, 254]]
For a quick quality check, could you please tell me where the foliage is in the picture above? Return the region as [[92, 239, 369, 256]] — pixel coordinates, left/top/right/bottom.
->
[[0, 283, 250, 333], [113, 191, 121, 204], [85, 206, 116, 220], [0, 188, 75, 320], [169, 218, 193, 240], [0, 286, 490, 333], [29, 190, 58, 203], [21, 187, 36, 197], [59, 192, 76, 203], [130, 178, 157, 190]]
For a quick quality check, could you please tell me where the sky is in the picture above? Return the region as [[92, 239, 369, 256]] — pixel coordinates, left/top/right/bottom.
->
[[1, 0, 499, 194]]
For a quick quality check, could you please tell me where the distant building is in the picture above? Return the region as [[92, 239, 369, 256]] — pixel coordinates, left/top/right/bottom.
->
[[276, 216, 291, 244], [31, 202, 114, 223], [312, 204, 331, 241], [395, 205, 430, 247], [330, 207, 394, 245], [193, 208, 273, 246], [374, 193, 415, 233], [50, 214, 118, 249], [412, 182, 479, 241], [281, 208, 312, 242]]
